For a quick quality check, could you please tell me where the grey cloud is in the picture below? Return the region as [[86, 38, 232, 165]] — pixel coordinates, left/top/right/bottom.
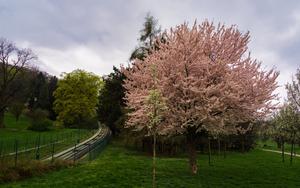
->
[[0, 0, 299, 101]]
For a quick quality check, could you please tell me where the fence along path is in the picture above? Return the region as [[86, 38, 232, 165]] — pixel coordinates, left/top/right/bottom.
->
[[5, 140, 63, 157], [0, 129, 96, 167], [45, 123, 111, 161]]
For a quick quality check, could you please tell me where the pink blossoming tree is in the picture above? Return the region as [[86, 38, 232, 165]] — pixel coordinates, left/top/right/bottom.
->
[[123, 21, 279, 174]]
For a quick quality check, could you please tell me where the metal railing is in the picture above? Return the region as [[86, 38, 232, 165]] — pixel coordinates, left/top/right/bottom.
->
[[0, 128, 97, 167], [48, 124, 111, 162]]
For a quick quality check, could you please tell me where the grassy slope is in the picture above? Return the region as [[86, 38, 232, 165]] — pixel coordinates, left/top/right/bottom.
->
[[4, 141, 300, 188], [0, 113, 94, 158], [1, 113, 84, 140]]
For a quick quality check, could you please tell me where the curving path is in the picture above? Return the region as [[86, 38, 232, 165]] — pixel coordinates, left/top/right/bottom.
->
[[260, 148, 300, 157], [45, 124, 111, 161]]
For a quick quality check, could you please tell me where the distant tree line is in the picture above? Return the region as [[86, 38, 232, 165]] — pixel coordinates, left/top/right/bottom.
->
[[0, 38, 107, 132], [53, 69, 103, 129], [0, 38, 58, 130]]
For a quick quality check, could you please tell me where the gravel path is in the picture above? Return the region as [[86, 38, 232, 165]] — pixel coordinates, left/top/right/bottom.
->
[[260, 148, 300, 157]]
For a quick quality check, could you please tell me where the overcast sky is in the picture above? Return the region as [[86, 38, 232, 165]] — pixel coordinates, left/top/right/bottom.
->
[[0, 0, 299, 101]]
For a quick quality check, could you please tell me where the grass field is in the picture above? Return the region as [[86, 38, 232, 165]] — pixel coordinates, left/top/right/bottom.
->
[[3, 140, 300, 188], [257, 139, 300, 154], [0, 113, 95, 161], [2, 115, 299, 187], [1, 113, 87, 140]]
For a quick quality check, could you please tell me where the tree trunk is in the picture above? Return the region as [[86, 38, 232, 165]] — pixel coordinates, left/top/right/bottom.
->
[[290, 133, 295, 165], [0, 110, 5, 128], [187, 131, 197, 175], [142, 139, 145, 151], [290, 142, 294, 165], [152, 133, 156, 188], [281, 139, 285, 163], [218, 138, 221, 156], [208, 138, 211, 166], [241, 136, 245, 153], [276, 141, 281, 149], [223, 140, 227, 159], [16, 115, 19, 122]]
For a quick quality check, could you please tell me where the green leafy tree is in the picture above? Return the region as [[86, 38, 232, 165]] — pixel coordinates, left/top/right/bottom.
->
[[48, 76, 58, 120], [28, 72, 58, 120], [97, 66, 126, 135], [54, 69, 103, 128], [146, 89, 167, 188], [270, 112, 288, 162], [272, 104, 300, 163], [28, 72, 49, 110], [146, 65, 167, 188]]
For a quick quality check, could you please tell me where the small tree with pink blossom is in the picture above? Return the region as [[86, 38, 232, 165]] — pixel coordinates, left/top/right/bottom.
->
[[123, 21, 279, 175], [124, 65, 167, 187]]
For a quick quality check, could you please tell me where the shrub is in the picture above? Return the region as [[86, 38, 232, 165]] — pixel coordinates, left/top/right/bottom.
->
[[25, 108, 52, 132], [0, 160, 74, 183], [28, 119, 52, 132], [78, 117, 99, 129], [24, 108, 49, 121], [62, 116, 99, 129]]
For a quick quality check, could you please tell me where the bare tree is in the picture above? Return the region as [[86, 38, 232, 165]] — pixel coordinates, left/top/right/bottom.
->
[[0, 38, 36, 128]]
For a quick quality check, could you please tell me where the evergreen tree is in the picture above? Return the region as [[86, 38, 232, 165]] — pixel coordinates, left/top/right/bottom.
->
[[130, 13, 161, 61], [98, 66, 126, 135]]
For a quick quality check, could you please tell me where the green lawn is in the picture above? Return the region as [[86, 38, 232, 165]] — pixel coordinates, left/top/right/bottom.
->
[[0, 113, 95, 161], [257, 139, 300, 154], [3, 113, 31, 130], [3, 140, 300, 188]]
